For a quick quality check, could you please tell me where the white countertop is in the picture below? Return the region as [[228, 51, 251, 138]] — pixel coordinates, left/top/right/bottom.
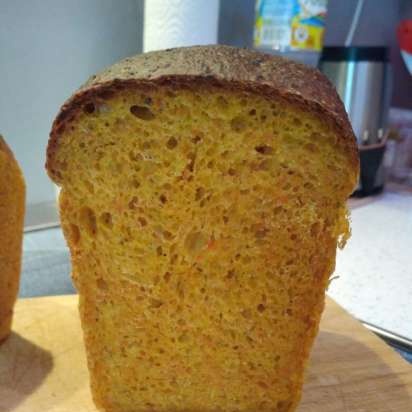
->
[[328, 185, 412, 341]]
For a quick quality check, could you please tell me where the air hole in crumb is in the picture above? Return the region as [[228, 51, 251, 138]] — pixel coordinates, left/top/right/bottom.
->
[[230, 116, 247, 132], [96, 278, 108, 291], [242, 255, 251, 264], [79, 207, 97, 236], [255, 145, 273, 155], [258, 159, 273, 171], [83, 102, 95, 114], [83, 181, 94, 194], [276, 400, 292, 411], [310, 222, 321, 237], [228, 168, 236, 176], [128, 196, 139, 209], [241, 309, 252, 318], [159, 194, 167, 204], [163, 230, 174, 240], [143, 96, 153, 106], [131, 179, 140, 188], [217, 96, 228, 108], [149, 298, 163, 308], [304, 142, 318, 153], [195, 187, 205, 201], [252, 224, 267, 239], [249, 109, 256, 116], [192, 135, 202, 144], [163, 272, 172, 282], [273, 206, 283, 215], [221, 150, 229, 159], [178, 333, 189, 343], [100, 212, 113, 228], [138, 217, 147, 227], [69, 224, 80, 244], [156, 246, 163, 256], [177, 283, 185, 299], [226, 269, 235, 279], [130, 105, 155, 120], [166, 137, 178, 149], [257, 304, 266, 312]]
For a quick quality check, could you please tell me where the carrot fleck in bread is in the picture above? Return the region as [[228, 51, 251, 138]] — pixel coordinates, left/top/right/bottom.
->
[[0, 135, 25, 343], [46, 45, 359, 412]]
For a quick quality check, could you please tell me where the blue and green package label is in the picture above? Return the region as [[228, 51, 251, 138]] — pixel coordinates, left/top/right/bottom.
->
[[254, 0, 328, 51]]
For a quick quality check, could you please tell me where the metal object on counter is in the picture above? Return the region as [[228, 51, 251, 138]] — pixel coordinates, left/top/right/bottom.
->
[[320, 47, 391, 195], [362, 320, 412, 353], [320, 46, 391, 146], [354, 138, 387, 197]]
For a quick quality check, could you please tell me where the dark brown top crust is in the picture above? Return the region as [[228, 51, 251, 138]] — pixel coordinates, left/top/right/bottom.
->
[[0, 135, 15, 160], [46, 45, 359, 182]]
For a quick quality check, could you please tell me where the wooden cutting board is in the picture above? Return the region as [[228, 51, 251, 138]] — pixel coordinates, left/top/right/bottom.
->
[[0, 295, 411, 412]]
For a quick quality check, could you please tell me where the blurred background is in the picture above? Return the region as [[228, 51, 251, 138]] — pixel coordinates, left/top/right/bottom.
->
[[1, 0, 411, 360]]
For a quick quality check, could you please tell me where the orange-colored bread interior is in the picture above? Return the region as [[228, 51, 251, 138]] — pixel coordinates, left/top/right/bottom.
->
[[53, 85, 356, 412]]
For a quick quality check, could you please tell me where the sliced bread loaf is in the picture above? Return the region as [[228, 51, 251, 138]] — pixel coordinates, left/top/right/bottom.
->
[[47, 45, 358, 412]]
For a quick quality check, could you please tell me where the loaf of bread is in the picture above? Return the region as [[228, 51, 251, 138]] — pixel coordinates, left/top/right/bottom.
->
[[46, 46, 358, 412], [0, 135, 25, 343]]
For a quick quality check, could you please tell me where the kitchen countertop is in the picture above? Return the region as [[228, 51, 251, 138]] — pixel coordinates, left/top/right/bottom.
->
[[328, 184, 412, 342], [20, 184, 412, 353], [21, 227, 73, 297]]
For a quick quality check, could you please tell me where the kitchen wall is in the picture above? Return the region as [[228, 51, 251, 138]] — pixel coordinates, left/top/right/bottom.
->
[[0, 0, 143, 223]]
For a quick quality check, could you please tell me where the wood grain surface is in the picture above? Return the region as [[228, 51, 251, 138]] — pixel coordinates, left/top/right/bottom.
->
[[0, 295, 411, 412]]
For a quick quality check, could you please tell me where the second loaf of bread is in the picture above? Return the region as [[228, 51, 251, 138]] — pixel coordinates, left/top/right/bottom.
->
[[0, 135, 25, 343]]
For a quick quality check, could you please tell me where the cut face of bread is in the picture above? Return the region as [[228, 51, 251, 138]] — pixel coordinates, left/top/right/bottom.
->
[[47, 46, 358, 412]]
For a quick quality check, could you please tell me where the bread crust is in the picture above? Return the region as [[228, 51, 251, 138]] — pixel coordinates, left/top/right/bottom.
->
[[0, 135, 25, 343], [46, 45, 359, 182]]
